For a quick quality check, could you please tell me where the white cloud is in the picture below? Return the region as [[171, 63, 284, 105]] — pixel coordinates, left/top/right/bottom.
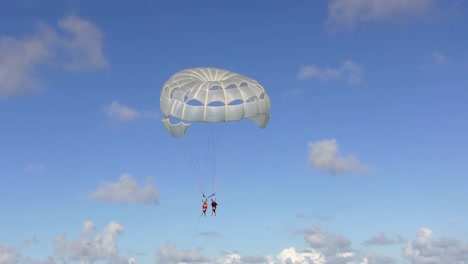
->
[[104, 101, 141, 122], [17, 225, 468, 264], [90, 174, 159, 205], [56, 15, 108, 71], [298, 60, 362, 84], [0, 26, 55, 99], [0, 15, 107, 99], [10, 226, 466, 264], [55, 221, 131, 264], [220, 252, 242, 264], [276, 247, 325, 264], [297, 226, 397, 264], [403, 227, 468, 263], [303, 226, 352, 251], [0, 245, 19, 264], [361, 253, 396, 264], [363, 232, 398, 246], [155, 244, 209, 264], [325, 0, 437, 31], [308, 139, 369, 174], [104, 101, 159, 122]]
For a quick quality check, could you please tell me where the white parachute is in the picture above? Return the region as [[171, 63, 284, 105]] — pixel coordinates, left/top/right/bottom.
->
[[160, 67, 271, 195]]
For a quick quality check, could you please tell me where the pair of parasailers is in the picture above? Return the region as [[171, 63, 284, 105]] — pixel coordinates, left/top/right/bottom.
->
[[201, 193, 217, 217]]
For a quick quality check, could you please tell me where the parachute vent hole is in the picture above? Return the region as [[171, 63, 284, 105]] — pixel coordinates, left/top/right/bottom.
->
[[186, 99, 204, 106], [208, 101, 225, 107], [246, 96, 257, 103], [228, 99, 244, 106], [239, 82, 248, 88], [226, 84, 237, 89]]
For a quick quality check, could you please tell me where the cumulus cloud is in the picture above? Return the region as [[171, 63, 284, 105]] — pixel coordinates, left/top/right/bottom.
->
[[90, 174, 159, 205], [403, 227, 468, 263], [156, 244, 209, 264], [297, 60, 362, 84], [0, 245, 19, 264], [214, 247, 394, 264], [297, 226, 397, 264], [325, 0, 437, 31], [104, 101, 159, 122], [0, 15, 107, 99], [9, 226, 467, 264], [23, 225, 468, 264], [55, 221, 130, 263], [308, 139, 369, 174], [236, 255, 270, 264], [218, 252, 242, 264], [303, 226, 352, 251], [360, 253, 396, 264], [363, 232, 398, 246], [276, 247, 325, 264]]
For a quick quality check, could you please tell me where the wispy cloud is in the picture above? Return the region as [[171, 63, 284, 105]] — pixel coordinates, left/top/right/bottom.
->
[[90, 174, 159, 205], [363, 232, 400, 246], [325, 0, 438, 31], [298, 60, 363, 84], [420, 51, 452, 72], [55, 15, 108, 71], [0, 15, 107, 99], [104, 101, 142, 122], [104, 101, 159, 122], [24, 162, 45, 174], [432, 52, 448, 65], [308, 139, 369, 174], [311, 212, 334, 222]]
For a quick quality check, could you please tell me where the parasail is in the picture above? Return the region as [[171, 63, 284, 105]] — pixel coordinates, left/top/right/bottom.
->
[[160, 67, 271, 196]]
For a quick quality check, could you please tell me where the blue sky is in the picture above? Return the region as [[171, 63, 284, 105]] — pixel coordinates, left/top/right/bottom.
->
[[1, 0, 468, 263]]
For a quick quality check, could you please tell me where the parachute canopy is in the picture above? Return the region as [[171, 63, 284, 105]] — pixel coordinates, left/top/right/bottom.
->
[[160, 67, 271, 137]]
